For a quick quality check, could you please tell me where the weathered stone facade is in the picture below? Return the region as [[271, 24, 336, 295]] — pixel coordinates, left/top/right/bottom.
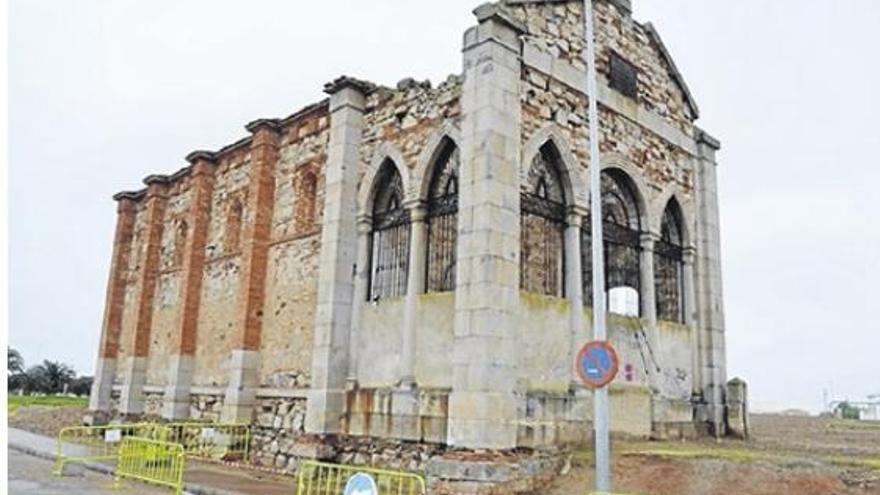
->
[[90, 0, 730, 476]]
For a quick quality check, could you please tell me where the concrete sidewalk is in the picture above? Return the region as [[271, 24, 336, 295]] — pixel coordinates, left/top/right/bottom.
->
[[8, 427, 294, 495]]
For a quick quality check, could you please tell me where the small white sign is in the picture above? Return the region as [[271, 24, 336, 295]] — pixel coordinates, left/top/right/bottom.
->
[[104, 429, 122, 443], [200, 427, 216, 440]]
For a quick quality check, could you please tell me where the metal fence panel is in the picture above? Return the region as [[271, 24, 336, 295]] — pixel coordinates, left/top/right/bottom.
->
[[296, 460, 426, 495], [115, 437, 186, 495], [163, 422, 250, 462], [54, 423, 169, 475]]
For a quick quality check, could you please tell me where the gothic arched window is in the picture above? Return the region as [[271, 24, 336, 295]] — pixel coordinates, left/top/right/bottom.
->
[[582, 169, 642, 316], [656, 199, 685, 323], [521, 144, 567, 297], [425, 140, 459, 293], [369, 160, 410, 301]]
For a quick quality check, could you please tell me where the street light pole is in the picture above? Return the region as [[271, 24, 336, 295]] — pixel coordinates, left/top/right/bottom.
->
[[582, 0, 611, 492]]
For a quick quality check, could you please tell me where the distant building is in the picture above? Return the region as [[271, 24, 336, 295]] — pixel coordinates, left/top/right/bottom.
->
[[780, 409, 811, 417]]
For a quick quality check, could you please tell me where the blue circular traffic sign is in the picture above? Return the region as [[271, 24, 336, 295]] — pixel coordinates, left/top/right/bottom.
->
[[344, 472, 378, 495], [576, 341, 619, 389]]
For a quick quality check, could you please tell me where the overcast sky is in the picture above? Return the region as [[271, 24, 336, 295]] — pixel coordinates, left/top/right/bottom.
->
[[9, 1, 879, 413]]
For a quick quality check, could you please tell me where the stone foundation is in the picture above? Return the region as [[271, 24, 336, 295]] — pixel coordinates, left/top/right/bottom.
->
[[518, 390, 591, 448], [343, 387, 450, 444], [250, 397, 309, 472], [426, 451, 565, 495], [190, 393, 225, 422]]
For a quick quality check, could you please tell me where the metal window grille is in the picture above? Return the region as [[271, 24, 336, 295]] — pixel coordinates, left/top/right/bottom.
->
[[520, 145, 567, 297], [609, 51, 638, 99], [426, 144, 459, 293], [368, 163, 410, 301], [582, 171, 643, 311], [655, 205, 685, 323], [582, 221, 641, 308]]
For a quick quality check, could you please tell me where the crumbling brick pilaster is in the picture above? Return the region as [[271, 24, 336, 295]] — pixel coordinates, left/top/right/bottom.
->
[[132, 179, 169, 357], [236, 120, 281, 351], [98, 196, 137, 359], [174, 154, 217, 355]]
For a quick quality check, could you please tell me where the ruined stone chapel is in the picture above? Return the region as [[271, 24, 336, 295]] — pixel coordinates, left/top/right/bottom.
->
[[89, 0, 731, 455]]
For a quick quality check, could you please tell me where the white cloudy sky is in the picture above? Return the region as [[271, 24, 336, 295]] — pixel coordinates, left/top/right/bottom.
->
[[9, 1, 879, 413]]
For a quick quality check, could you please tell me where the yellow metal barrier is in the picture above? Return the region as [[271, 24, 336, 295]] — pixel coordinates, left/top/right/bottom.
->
[[115, 437, 186, 495], [163, 422, 251, 461], [54, 423, 169, 475], [296, 460, 426, 495]]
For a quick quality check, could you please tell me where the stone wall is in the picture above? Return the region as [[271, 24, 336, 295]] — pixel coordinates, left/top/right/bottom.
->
[[189, 149, 251, 387], [342, 387, 450, 444], [508, 0, 695, 133], [260, 105, 330, 386], [521, 65, 695, 204], [190, 393, 225, 422], [143, 391, 164, 418], [146, 181, 193, 386], [427, 452, 565, 495], [359, 76, 461, 192], [250, 397, 308, 471]]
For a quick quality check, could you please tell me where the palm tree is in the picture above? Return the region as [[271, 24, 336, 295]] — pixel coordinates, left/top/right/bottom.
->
[[8, 347, 24, 374], [29, 360, 76, 394]]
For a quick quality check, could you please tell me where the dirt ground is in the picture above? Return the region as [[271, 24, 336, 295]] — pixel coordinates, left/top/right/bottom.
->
[[548, 414, 880, 495], [11, 407, 880, 494], [9, 405, 89, 438]]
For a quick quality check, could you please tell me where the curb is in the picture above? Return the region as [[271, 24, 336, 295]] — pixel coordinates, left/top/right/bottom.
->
[[8, 442, 249, 495]]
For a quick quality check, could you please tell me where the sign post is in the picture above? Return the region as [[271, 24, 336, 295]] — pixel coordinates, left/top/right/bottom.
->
[[582, 0, 612, 492]]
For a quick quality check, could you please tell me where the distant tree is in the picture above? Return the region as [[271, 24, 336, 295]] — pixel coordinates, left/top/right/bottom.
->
[[8, 371, 27, 393], [8, 347, 24, 374], [22, 365, 51, 394], [69, 376, 94, 397], [836, 402, 861, 420], [26, 360, 76, 394]]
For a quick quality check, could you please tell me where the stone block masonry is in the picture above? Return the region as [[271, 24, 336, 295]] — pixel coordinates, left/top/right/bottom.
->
[[91, 3, 733, 490]]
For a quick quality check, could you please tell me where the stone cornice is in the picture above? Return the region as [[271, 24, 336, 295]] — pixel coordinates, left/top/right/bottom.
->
[[143, 174, 172, 186], [474, 2, 527, 34], [185, 150, 218, 164], [695, 127, 721, 151], [323, 75, 377, 96], [113, 191, 145, 202], [245, 118, 282, 134]]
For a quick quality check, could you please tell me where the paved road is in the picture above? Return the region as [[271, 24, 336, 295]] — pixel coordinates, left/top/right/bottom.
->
[[8, 449, 166, 495]]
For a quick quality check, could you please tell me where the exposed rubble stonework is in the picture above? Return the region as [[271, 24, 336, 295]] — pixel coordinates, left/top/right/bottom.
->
[[90, 0, 732, 488]]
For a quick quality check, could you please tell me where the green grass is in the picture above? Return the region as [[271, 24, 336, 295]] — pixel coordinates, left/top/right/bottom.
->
[[8, 395, 88, 414], [615, 441, 880, 472]]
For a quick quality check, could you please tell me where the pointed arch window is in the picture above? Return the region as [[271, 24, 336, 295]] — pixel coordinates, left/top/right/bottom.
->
[[425, 141, 459, 293], [369, 161, 410, 301], [521, 144, 567, 297], [655, 200, 685, 323], [582, 169, 642, 316]]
